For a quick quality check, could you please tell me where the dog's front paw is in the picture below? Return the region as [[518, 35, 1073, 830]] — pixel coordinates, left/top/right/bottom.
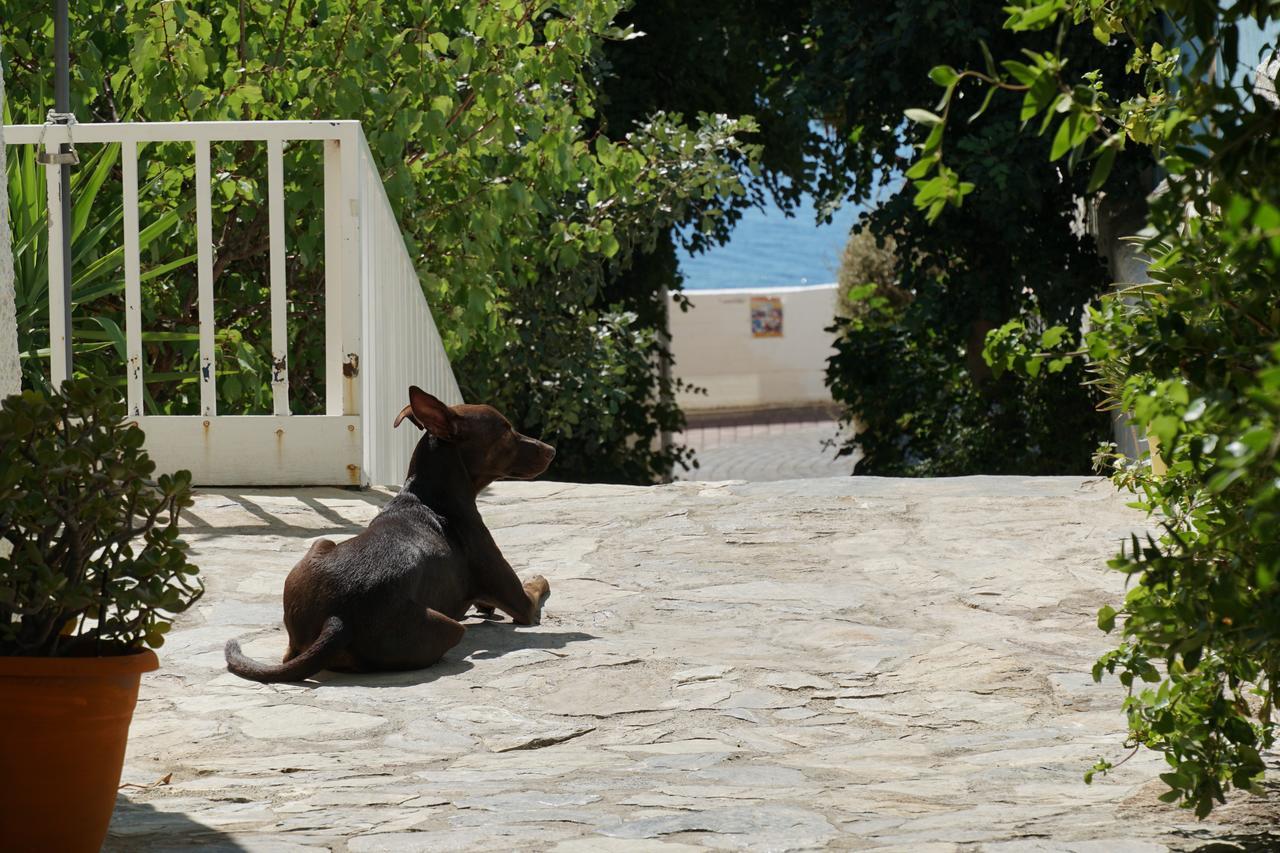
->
[[524, 574, 551, 605], [522, 575, 551, 625]]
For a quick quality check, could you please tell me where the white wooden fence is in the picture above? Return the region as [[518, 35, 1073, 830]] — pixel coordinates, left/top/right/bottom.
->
[[3, 120, 461, 487]]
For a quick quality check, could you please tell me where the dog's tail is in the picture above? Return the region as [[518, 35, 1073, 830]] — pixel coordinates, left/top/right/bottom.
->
[[224, 616, 350, 683]]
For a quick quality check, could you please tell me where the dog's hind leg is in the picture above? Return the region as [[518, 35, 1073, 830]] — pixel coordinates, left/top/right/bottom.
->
[[352, 604, 467, 671]]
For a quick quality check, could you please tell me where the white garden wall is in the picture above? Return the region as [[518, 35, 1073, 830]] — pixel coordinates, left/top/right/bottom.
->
[[669, 283, 839, 412]]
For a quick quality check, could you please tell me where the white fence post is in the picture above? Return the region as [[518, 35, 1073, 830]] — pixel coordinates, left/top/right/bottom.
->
[[0, 55, 18, 398], [122, 140, 144, 416], [194, 139, 216, 416], [322, 139, 344, 417], [339, 125, 362, 420], [44, 139, 68, 386], [267, 138, 290, 416]]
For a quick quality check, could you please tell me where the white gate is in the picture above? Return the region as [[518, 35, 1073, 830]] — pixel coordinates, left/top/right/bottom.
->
[[3, 120, 461, 487]]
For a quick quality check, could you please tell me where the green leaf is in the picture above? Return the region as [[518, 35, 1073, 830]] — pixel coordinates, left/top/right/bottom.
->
[[904, 108, 943, 126], [928, 65, 959, 87], [1086, 145, 1117, 193], [979, 40, 997, 78], [1005, 0, 1066, 31], [904, 156, 935, 179], [1001, 60, 1036, 85], [91, 316, 129, 361], [1049, 117, 1074, 161], [968, 86, 998, 123], [1040, 325, 1067, 348], [1148, 415, 1179, 448]]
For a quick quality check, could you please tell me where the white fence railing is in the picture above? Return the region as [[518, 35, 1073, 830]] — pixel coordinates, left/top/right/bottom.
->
[[4, 120, 461, 487]]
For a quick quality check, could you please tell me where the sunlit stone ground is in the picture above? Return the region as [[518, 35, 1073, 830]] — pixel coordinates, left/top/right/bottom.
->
[[108, 477, 1277, 851]]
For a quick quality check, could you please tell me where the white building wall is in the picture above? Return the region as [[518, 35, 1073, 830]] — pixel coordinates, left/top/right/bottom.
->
[[0, 53, 20, 397], [669, 283, 839, 412]]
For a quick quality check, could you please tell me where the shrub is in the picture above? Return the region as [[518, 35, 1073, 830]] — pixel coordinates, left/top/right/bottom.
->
[[835, 230, 907, 317], [0, 379, 201, 656], [829, 274, 1108, 476]]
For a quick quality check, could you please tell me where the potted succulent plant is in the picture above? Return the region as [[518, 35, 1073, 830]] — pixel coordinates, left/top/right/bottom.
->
[[0, 378, 202, 853]]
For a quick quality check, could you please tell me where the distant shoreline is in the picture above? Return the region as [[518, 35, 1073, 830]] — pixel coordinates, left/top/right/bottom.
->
[[676, 193, 862, 291], [680, 282, 837, 295]]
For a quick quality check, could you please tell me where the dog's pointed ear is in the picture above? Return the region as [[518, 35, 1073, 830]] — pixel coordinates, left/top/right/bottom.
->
[[393, 404, 423, 430], [402, 386, 456, 439]]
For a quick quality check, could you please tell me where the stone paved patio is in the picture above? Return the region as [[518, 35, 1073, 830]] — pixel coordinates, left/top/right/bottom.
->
[[107, 477, 1277, 851]]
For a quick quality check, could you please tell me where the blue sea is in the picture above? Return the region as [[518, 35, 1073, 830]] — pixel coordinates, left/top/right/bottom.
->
[[676, 193, 864, 290]]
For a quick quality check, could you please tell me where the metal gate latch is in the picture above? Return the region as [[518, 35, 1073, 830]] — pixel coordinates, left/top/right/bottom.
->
[[36, 109, 80, 166]]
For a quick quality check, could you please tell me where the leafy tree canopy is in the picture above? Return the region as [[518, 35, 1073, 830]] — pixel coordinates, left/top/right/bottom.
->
[[766, 1, 1145, 473], [589, 3, 1147, 476], [914, 0, 1280, 818]]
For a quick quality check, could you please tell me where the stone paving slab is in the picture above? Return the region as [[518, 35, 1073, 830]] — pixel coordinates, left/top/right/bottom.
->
[[107, 477, 1277, 851]]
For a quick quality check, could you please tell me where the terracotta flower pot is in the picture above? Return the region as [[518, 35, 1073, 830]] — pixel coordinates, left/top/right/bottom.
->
[[0, 649, 159, 853]]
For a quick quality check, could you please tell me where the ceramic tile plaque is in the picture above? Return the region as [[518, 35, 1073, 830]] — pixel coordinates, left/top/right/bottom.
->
[[751, 296, 783, 337]]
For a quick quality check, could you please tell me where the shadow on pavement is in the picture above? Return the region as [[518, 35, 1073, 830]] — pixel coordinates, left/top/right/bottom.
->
[[1174, 778, 1280, 852], [106, 796, 248, 851], [456, 621, 597, 661], [306, 623, 597, 689], [179, 487, 395, 538], [1184, 834, 1280, 852]]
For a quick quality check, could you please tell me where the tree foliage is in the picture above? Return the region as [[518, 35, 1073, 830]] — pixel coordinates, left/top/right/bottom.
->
[[586, 2, 1143, 476], [761, 1, 1142, 474], [2, 1, 755, 482], [916, 0, 1280, 816]]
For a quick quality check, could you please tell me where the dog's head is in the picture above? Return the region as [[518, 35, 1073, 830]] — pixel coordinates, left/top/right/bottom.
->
[[395, 386, 556, 494]]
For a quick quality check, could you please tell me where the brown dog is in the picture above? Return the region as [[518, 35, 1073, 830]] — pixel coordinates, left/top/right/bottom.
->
[[224, 387, 556, 682]]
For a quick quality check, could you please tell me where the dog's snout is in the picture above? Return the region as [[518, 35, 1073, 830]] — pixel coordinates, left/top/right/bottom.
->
[[506, 436, 555, 480]]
